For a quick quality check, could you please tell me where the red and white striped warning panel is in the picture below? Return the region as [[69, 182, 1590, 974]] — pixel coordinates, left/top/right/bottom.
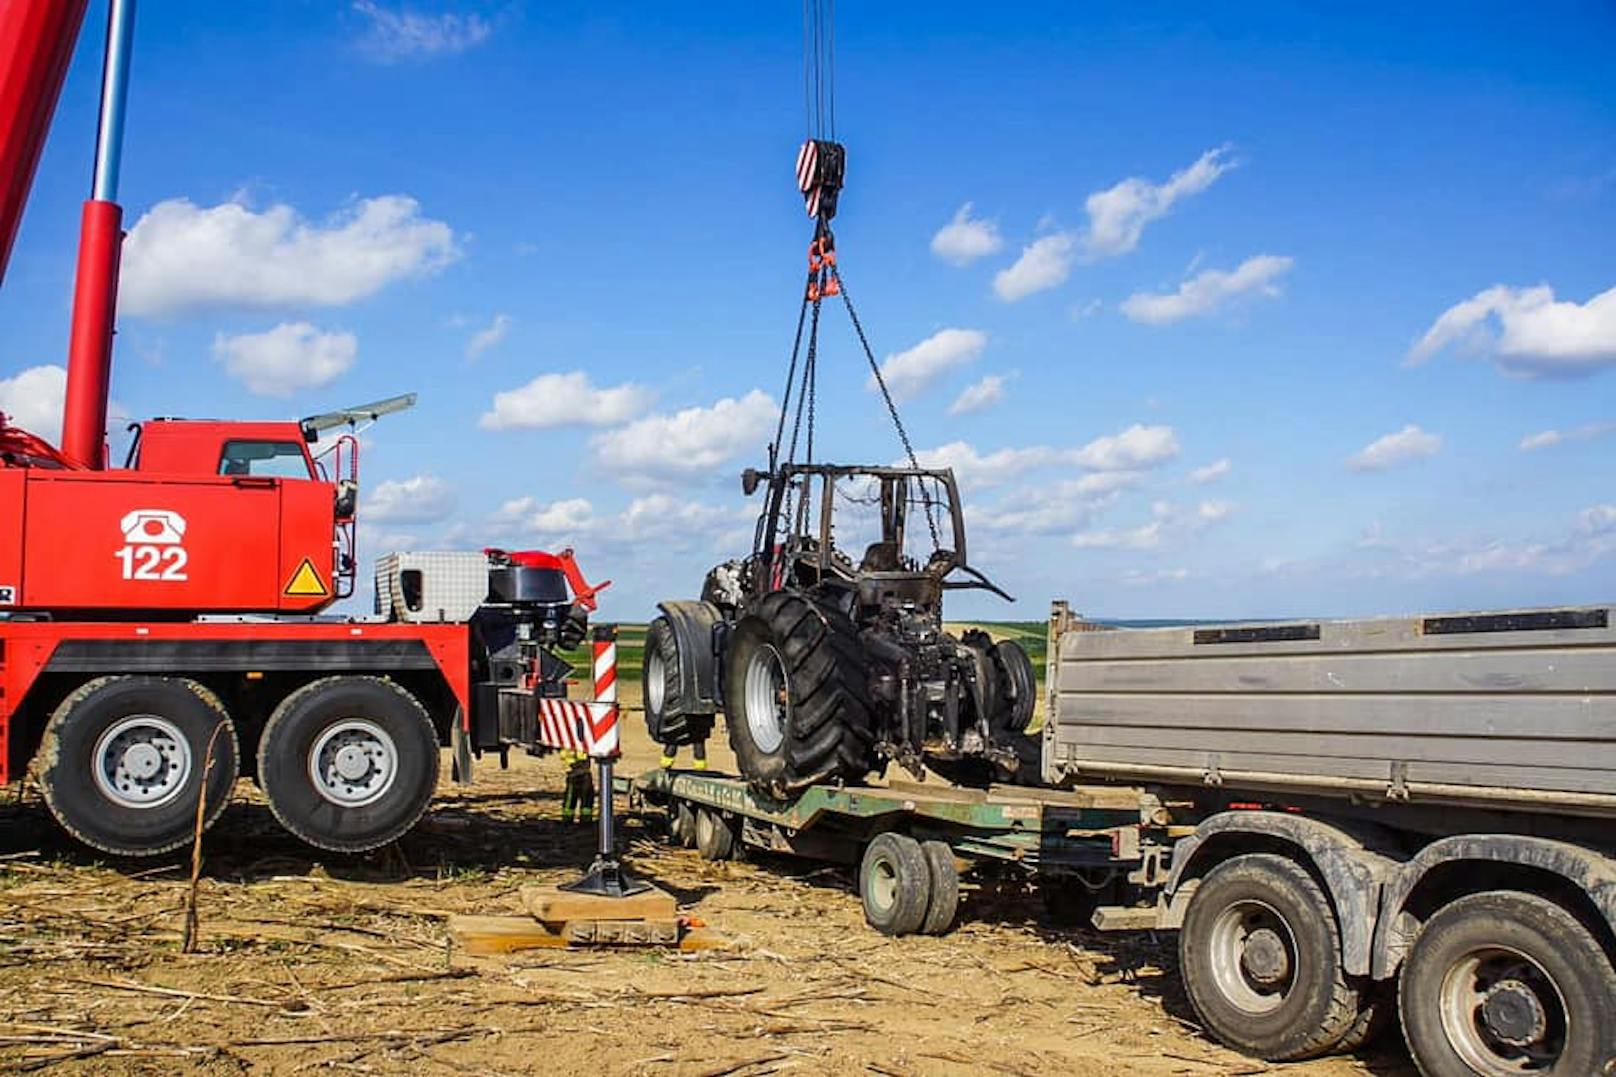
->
[[537, 699, 620, 758], [797, 140, 825, 218]]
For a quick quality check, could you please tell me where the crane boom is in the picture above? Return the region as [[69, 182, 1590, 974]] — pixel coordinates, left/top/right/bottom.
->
[[0, 0, 92, 286]]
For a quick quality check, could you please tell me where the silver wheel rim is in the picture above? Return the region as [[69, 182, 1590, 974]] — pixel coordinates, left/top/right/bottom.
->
[[1438, 944, 1566, 1074], [869, 855, 898, 913], [1207, 899, 1297, 1014], [743, 645, 789, 755], [93, 714, 192, 809], [646, 648, 667, 715], [309, 720, 398, 807]]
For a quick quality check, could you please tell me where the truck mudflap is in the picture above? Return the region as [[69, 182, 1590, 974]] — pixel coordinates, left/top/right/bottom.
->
[[656, 600, 726, 713], [1161, 810, 1396, 978], [1369, 833, 1616, 981]]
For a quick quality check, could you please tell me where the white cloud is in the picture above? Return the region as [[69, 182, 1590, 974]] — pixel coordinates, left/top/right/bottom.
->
[[479, 371, 653, 431], [872, 328, 987, 402], [1347, 424, 1442, 471], [1072, 498, 1232, 551], [0, 364, 67, 441], [592, 390, 775, 481], [1580, 505, 1616, 536], [1083, 146, 1235, 259], [122, 195, 458, 317], [1071, 423, 1181, 471], [1189, 458, 1232, 484], [916, 424, 1177, 490], [1518, 422, 1615, 451], [465, 314, 511, 360], [1121, 567, 1190, 586], [212, 322, 357, 397], [972, 472, 1139, 535], [930, 203, 1003, 266], [1121, 254, 1293, 325], [914, 441, 1058, 488], [619, 494, 740, 543], [993, 233, 1076, 302], [353, 1, 492, 62], [492, 495, 598, 542], [1407, 283, 1616, 378], [948, 374, 1007, 416], [362, 473, 456, 524]]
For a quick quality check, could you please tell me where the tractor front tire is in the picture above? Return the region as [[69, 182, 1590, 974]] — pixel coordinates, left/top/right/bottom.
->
[[38, 676, 238, 857], [257, 676, 439, 853], [724, 592, 874, 798]]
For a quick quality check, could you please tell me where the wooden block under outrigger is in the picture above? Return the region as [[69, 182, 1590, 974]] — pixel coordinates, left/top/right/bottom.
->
[[449, 883, 728, 954]]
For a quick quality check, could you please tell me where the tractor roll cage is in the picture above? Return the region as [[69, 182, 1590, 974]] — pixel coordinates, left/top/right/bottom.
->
[[749, 463, 996, 593]]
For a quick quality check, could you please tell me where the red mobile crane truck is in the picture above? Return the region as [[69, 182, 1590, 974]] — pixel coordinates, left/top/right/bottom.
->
[[0, 0, 597, 857]]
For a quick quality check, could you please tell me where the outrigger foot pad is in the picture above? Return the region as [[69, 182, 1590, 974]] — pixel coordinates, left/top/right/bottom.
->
[[561, 855, 652, 898]]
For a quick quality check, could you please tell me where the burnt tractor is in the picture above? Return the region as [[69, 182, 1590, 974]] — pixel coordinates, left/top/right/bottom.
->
[[645, 463, 1036, 798]]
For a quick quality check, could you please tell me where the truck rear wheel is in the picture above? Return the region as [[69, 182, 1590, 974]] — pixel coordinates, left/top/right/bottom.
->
[[1398, 890, 1616, 1077], [38, 676, 238, 857], [257, 677, 438, 853], [1179, 853, 1361, 1061], [860, 832, 930, 936], [724, 592, 874, 798]]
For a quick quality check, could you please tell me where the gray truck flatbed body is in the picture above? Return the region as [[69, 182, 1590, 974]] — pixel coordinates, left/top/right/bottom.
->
[[1043, 604, 1616, 815]]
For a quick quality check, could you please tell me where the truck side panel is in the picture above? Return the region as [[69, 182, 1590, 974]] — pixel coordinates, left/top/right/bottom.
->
[[1045, 604, 1616, 808]]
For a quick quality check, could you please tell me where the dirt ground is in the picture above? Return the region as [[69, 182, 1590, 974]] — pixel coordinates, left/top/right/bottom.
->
[[0, 712, 1416, 1075]]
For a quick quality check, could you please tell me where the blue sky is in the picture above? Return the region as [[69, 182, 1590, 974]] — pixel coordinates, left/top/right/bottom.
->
[[1, 1, 1612, 622]]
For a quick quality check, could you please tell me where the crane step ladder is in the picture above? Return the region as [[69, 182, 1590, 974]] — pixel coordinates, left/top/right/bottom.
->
[[449, 627, 726, 954]]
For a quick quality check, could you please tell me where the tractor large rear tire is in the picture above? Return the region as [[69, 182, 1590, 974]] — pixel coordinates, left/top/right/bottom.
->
[[724, 591, 874, 799]]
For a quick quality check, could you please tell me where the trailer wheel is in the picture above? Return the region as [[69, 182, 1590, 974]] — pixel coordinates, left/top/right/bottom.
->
[[919, 840, 960, 936], [1179, 853, 1361, 1061], [694, 808, 736, 861], [37, 676, 238, 857], [669, 800, 697, 848], [1398, 890, 1616, 1077], [257, 677, 438, 853], [725, 592, 874, 798], [859, 833, 930, 936]]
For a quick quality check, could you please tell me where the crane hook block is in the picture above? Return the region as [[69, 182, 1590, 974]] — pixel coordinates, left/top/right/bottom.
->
[[796, 139, 846, 221]]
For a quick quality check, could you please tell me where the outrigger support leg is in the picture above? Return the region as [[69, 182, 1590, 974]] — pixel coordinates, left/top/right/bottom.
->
[[561, 757, 651, 898]]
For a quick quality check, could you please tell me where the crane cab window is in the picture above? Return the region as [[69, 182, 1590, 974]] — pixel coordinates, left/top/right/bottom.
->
[[219, 440, 313, 480]]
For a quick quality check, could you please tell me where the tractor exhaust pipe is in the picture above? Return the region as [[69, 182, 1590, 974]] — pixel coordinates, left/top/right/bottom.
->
[[60, 0, 136, 469]]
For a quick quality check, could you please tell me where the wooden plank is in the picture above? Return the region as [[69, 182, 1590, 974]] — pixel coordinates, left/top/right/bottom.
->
[[448, 915, 569, 955], [521, 884, 677, 925]]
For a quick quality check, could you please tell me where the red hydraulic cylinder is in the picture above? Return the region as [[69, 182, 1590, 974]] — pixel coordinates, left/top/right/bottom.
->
[[59, 197, 122, 468], [0, 0, 92, 285]]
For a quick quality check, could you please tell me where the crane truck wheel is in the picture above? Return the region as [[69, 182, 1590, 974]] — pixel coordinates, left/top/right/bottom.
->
[[859, 832, 931, 936], [1398, 890, 1616, 1077], [724, 591, 874, 799], [257, 677, 438, 853], [1179, 853, 1362, 1061], [37, 676, 239, 857]]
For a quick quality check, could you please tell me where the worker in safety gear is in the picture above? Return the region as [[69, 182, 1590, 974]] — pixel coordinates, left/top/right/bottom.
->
[[559, 748, 596, 823], [659, 737, 708, 771]]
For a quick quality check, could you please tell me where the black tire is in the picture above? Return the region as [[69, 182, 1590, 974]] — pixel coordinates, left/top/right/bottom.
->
[[1398, 890, 1616, 1077], [1336, 984, 1394, 1054], [859, 832, 931, 936], [37, 676, 238, 857], [724, 591, 874, 798], [1179, 853, 1361, 1061], [991, 640, 1037, 734], [257, 676, 439, 853], [643, 617, 710, 748], [669, 800, 698, 848], [694, 807, 736, 861], [919, 840, 960, 936]]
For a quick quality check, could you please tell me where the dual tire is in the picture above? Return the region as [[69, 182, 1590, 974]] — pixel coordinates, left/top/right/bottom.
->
[[858, 832, 959, 937]]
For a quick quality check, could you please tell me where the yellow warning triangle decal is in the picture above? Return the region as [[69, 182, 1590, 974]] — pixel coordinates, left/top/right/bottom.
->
[[284, 558, 329, 597]]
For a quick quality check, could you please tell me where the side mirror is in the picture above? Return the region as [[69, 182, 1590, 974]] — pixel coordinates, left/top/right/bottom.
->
[[741, 468, 763, 496]]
